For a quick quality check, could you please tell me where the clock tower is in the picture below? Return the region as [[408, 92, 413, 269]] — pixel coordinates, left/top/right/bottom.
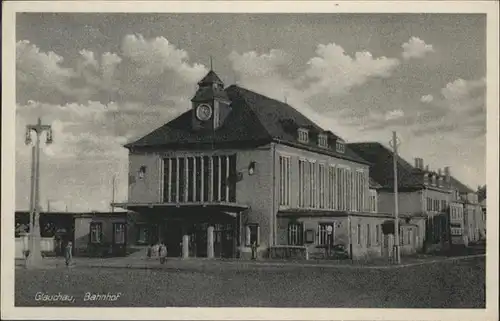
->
[[191, 70, 232, 132]]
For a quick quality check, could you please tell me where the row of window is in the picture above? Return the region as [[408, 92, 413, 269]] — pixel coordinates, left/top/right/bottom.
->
[[90, 222, 126, 244], [450, 206, 464, 221], [288, 223, 384, 247], [296, 128, 346, 153], [282, 157, 369, 212], [162, 155, 237, 203], [426, 197, 448, 212]]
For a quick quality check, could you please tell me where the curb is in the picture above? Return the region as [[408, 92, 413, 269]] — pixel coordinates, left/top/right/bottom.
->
[[56, 254, 486, 271], [16, 254, 485, 271]]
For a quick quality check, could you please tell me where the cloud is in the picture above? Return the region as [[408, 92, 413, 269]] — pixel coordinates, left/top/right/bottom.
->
[[121, 34, 207, 83], [229, 49, 292, 78], [402, 37, 435, 60], [420, 94, 434, 103], [303, 43, 400, 96], [385, 109, 404, 121]]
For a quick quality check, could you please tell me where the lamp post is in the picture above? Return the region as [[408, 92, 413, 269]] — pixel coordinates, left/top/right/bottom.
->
[[25, 117, 53, 268], [389, 131, 401, 264]]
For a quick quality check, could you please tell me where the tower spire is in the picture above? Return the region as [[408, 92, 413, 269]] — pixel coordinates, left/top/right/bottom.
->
[[209, 56, 213, 71]]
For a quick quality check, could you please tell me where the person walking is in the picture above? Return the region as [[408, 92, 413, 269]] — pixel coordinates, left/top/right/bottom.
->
[[159, 242, 168, 264], [65, 241, 73, 267]]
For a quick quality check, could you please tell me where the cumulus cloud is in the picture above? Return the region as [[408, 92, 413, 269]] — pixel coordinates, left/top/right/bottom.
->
[[385, 109, 405, 121], [420, 94, 434, 103], [402, 37, 435, 60], [121, 34, 207, 83], [303, 43, 400, 96]]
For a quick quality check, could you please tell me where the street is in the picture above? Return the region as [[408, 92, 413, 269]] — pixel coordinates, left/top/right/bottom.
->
[[15, 256, 485, 308]]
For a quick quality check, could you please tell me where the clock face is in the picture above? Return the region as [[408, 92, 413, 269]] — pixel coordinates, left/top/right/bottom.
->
[[196, 104, 213, 121]]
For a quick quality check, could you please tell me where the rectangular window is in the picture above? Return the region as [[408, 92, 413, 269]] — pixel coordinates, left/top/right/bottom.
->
[[298, 128, 309, 143], [328, 166, 336, 210], [299, 159, 306, 208], [113, 223, 126, 245], [346, 169, 351, 211], [366, 224, 371, 247], [400, 228, 404, 245], [375, 224, 380, 244], [369, 190, 377, 213], [318, 223, 334, 246], [441, 200, 447, 212], [407, 228, 412, 245], [136, 224, 149, 245], [319, 164, 326, 208], [288, 223, 304, 245], [337, 167, 344, 210], [246, 224, 260, 246], [310, 161, 317, 208], [90, 222, 102, 244], [357, 224, 361, 245], [279, 156, 291, 206], [318, 134, 328, 148]]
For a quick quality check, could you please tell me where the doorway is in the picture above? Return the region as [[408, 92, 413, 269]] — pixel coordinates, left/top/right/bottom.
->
[[164, 220, 183, 257]]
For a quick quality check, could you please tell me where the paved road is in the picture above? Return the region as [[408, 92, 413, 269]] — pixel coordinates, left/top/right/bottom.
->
[[15, 256, 485, 308]]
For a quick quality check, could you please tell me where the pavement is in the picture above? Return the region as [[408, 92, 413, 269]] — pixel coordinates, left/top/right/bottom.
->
[[15, 252, 486, 271]]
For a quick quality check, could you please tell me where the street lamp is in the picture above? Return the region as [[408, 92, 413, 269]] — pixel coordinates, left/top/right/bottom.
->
[[389, 131, 401, 265], [25, 117, 53, 268]]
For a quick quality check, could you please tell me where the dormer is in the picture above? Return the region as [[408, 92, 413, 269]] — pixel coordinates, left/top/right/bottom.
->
[[336, 138, 345, 153], [423, 173, 429, 185], [298, 128, 309, 143], [317, 133, 328, 148]]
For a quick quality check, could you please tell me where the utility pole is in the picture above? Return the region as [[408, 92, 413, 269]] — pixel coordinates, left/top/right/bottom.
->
[[389, 131, 401, 264], [111, 175, 116, 213], [25, 117, 53, 268]]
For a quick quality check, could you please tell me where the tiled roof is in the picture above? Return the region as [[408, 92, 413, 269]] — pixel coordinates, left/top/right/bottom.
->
[[348, 142, 424, 189], [449, 176, 474, 194], [198, 70, 223, 85], [125, 82, 368, 164]]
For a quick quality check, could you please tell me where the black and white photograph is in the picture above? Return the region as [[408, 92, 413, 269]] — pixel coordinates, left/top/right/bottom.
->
[[2, 1, 498, 320]]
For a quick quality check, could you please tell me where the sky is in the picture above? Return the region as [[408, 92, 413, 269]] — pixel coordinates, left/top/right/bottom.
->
[[15, 13, 486, 212]]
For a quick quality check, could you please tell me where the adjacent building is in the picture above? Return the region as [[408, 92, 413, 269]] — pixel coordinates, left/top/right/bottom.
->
[[114, 70, 398, 260], [348, 142, 484, 251], [15, 210, 128, 258]]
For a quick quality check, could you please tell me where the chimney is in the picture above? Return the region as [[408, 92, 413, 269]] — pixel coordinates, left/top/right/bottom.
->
[[444, 166, 450, 182], [414, 158, 419, 168]]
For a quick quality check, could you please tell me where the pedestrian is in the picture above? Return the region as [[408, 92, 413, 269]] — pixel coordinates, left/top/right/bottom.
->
[[251, 241, 257, 260], [159, 242, 168, 264], [65, 241, 73, 267]]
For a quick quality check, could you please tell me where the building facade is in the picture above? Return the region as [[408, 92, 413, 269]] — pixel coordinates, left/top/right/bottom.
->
[[15, 211, 128, 258], [115, 70, 395, 260], [349, 143, 484, 252]]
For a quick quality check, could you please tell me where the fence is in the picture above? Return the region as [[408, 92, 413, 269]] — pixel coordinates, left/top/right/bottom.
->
[[268, 245, 309, 260], [15, 234, 55, 259]]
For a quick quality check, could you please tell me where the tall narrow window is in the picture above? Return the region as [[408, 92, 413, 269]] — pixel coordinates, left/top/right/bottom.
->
[[178, 157, 186, 202], [336, 139, 345, 153], [113, 223, 126, 245], [375, 224, 380, 244], [90, 222, 102, 244], [195, 157, 202, 202], [187, 157, 194, 202], [288, 223, 304, 245], [202, 156, 210, 202], [246, 224, 260, 246], [337, 167, 344, 210], [319, 164, 326, 208], [357, 224, 361, 245], [366, 224, 371, 247], [279, 156, 291, 206], [212, 155, 220, 201], [346, 169, 351, 211], [318, 223, 334, 246], [299, 159, 305, 208], [171, 158, 178, 202], [310, 161, 317, 208]]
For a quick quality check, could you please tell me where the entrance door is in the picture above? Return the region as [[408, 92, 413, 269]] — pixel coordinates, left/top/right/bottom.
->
[[214, 223, 235, 258], [164, 220, 183, 257]]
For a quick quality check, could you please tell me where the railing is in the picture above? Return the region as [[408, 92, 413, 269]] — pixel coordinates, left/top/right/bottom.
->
[[268, 245, 309, 260]]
